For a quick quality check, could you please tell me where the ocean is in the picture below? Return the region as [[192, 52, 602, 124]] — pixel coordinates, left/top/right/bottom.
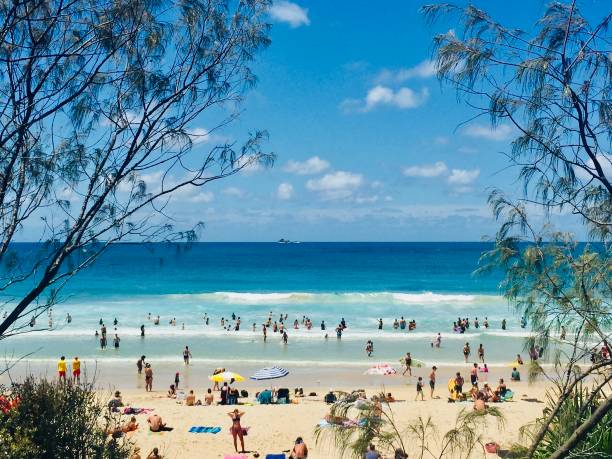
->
[[1, 242, 533, 369]]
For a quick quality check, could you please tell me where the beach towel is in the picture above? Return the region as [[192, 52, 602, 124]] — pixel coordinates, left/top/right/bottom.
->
[[502, 390, 514, 401], [188, 426, 222, 434], [265, 455, 286, 459], [224, 455, 247, 459], [123, 407, 154, 415]]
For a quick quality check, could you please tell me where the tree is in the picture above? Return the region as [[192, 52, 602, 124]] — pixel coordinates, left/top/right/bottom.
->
[[422, 2, 611, 458], [0, 0, 273, 339]]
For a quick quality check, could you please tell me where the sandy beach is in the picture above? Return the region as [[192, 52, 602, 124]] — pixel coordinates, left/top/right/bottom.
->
[[1, 361, 552, 459]]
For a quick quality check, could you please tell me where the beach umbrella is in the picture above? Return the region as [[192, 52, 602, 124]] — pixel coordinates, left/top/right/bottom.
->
[[208, 371, 245, 383], [250, 366, 289, 381], [364, 363, 397, 376]]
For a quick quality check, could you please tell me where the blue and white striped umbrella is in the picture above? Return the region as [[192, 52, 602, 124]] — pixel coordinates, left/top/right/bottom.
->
[[250, 366, 289, 381]]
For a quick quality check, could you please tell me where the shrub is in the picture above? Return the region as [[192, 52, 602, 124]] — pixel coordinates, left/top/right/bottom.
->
[[0, 378, 132, 459]]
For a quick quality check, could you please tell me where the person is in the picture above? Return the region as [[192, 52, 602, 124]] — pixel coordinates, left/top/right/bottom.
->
[[560, 325, 566, 341], [204, 388, 214, 405], [454, 372, 464, 396], [137, 355, 146, 374], [365, 340, 373, 357], [130, 446, 142, 459], [516, 354, 524, 365], [57, 356, 67, 382], [174, 372, 180, 389], [108, 390, 124, 411], [282, 330, 288, 344], [463, 342, 471, 363], [113, 317, 118, 326], [324, 389, 337, 404], [69, 356, 80, 383], [147, 414, 172, 432], [394, 448, 408, 459], [511, 367, 521, 381], [434, 332, 442, 348], [221, 382, 229, 405], [377, 318, 383, 330], [228, 409, 246, 453], [122, 416, 139, 433], [113, 333, 120, 349], [473, 393, 487, 412], [167, 384, 176, 398], [429, 366, 437, 398], [212, 368, 224, 391], [415, 376, 424, 401], [478, 344, 485, 363], [290, 436, 308, 459], [402, 352, 412, 376], [365, 443, 381, 459], [501, 319, 507, 330], [186, 390, 196, 406], [140, 324, 145, 337], [146, 447, 162, 459], [145, 363, 153, 392], [262, 324, 267, 342], [470, 363, 478, 386], [495, 378, 508, 398], [183, 346, 192, 364]]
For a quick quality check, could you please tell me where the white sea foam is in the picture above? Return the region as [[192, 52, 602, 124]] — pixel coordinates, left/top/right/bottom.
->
[[163, 291, 496, 305]]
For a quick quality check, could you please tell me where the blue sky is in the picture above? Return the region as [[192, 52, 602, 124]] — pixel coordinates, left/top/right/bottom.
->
[[24, 0, 606, 242]]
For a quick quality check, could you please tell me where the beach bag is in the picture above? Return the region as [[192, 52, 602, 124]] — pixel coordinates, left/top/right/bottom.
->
[[485, 442, 499, 453], [241, 390, 249, 398]]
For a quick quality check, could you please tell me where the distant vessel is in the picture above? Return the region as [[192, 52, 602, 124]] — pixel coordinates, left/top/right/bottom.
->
[[277, 239, 300, 244]]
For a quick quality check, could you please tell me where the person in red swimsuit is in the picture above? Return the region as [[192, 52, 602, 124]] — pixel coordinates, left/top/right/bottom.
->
[[227, 409, 246, 453]]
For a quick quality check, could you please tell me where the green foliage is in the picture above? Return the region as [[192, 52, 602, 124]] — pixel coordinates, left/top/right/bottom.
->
[[314, 392, 505, 459], [519, 382, 612, 458], [0, 378, 131, 459]]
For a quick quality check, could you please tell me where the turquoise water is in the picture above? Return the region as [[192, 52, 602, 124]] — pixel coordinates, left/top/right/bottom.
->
[[1, 243, 533, 367]]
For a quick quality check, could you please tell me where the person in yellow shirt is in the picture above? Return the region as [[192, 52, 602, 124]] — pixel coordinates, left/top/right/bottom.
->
[[72, 356, 81, 384], [57, 356, 67, 382]]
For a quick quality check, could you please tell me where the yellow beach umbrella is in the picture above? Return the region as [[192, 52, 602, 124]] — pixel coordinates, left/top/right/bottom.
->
[[208, 371, 245, 383]]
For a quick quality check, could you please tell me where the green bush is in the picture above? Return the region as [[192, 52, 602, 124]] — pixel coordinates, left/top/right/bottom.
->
[[0, 378, 132, 459]]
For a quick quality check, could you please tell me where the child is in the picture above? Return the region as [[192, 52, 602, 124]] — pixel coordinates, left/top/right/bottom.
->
[[415, 377, 424, 401]]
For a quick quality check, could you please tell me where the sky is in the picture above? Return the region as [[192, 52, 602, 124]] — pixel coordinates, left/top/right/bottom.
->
[[21, 0, 608, 242]]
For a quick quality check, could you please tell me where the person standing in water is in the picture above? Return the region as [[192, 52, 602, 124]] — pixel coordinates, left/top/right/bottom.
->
[[402, 352, 412, 376], [365, 340, 374, 357], [463, 342, 471, 363], [478, 344, 485, 363], [113, 334, 120, 349], [262, 324, 267, 342], [140, 324, 145, 337], [282, 330, 288, 344], [378, 318, 383, 330], [501, 319, 507, 330], [144, 364, 153, 391], [183, 346, 192, 365]]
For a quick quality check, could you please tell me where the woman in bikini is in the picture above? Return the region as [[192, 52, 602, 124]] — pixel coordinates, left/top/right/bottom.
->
[[228, 409, 246, 453]]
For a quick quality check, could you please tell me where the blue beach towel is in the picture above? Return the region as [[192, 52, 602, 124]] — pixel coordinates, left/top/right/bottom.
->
[[188, 426, 222, 433]]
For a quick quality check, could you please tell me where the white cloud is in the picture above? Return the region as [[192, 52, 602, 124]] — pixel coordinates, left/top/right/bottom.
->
[[574, 154, 612, 181], [234, 154, 262, 173], [342, 85, 429, 113], [462, 123, 513, 141], [222, 187, 245, 198], [269, 1, 310, 28], [306, 171, 363, 199], [284, 156, 330, 175], [447, 168, 480, 185], [403, 161, 448, 178], [188, 191, 214, 203], [187, 127, 211, 145], [375, 60, 437, 84], [277, 182, 294, 200], [355, 195, 379, 204]]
